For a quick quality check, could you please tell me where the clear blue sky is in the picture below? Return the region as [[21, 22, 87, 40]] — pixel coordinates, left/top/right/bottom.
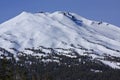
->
[[0, 0, 120, 26]]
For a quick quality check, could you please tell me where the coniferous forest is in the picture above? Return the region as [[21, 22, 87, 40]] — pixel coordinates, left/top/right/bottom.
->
[[0, 47, 120, 80]]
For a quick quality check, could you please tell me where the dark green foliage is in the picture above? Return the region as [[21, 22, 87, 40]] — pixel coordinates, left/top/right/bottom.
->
[[0, 54, 120, 80], [0, 47, 120, 80], [0, 56, 14, 80]]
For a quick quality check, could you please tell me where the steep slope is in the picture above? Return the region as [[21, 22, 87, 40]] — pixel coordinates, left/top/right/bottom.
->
[[0, 11, 120, 69]]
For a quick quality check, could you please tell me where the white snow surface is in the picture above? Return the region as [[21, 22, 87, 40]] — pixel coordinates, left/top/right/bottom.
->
[[0, 11, 120, 68]]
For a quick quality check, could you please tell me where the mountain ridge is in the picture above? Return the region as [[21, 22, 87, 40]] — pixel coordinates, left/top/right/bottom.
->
[[0, 11, 120, 69]]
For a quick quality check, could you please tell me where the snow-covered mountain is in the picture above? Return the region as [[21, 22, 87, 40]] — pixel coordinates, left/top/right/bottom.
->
[[0, 11, 120, 69]]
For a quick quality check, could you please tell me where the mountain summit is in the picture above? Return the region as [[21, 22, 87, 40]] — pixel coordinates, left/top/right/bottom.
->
[[0, 11, 120, 69]]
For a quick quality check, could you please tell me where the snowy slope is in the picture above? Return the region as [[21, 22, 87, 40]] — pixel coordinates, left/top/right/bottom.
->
[[0, 11, 120, 69]]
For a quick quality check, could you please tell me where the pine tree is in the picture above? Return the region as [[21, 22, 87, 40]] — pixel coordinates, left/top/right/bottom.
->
[[0, 56, 14, 80]]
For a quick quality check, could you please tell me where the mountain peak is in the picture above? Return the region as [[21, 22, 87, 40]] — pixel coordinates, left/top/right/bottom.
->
[[20, 11, 29, 15], [0, 11, 120, 69]]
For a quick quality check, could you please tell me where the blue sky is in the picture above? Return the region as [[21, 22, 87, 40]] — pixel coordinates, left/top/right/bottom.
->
[[0, 0, 120, 26]]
